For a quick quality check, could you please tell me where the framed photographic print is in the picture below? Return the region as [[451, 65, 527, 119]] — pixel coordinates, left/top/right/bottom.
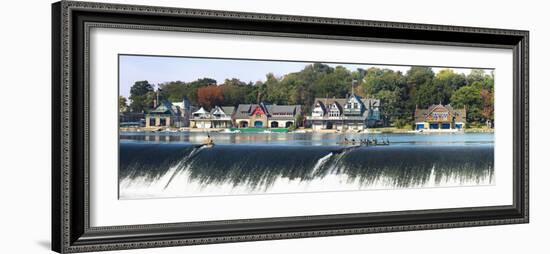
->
[[52, 1, 529, 253]]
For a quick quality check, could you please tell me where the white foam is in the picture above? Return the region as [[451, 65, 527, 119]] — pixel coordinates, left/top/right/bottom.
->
[[119, 164, 494, 200]]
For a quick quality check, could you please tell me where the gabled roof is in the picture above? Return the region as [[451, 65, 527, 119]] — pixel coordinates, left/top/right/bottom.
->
[[266, 105, 295, 114], [348, 94, 362, 103], [210, 106, 236, 116], [149, 100, 178, 115], [193, 107, 209, 115], [250, 104, 268, 116], [415, 104, 466, 122], [234, 104, 254, 119], [329, 101, 343, 112], [221, 106, 236, 115], [312, 99, 345, 115], [312, 96, 380, 117], [210, 106, 223, 115], [266, 105, 301, 119], [313, 100, 327, 112], [234, 103, 302, 119]]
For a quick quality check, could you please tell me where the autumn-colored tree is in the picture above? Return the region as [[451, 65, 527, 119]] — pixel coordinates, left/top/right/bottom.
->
[[197, 85, 224, 109], [480, 89, 494, 121], [129, 65, 494, 126]]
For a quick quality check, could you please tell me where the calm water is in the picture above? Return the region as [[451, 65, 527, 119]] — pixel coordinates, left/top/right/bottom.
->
[[119, 132, 494, 199], [120, 131, 493, 146]]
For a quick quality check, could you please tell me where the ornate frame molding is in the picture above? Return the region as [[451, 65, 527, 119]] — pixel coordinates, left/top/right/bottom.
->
[[52, 1, 529, 253]]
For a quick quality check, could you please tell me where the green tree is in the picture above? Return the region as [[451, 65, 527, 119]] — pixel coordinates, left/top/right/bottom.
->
[[158, 81, 186, 102], [466, 69, 487, 84], [118, 96, 128, 112], [361, 68, 410, 125], [135, 64, 494, 127], [416, 69, 467, 107], [467, 69, 494, 90], [376, 90, 399, 125], [221, 78, 257, 106], [362, 68, 403, 95], [450, 70, 494, 124], [313, 65, 352, 99], [158, 78, 216, 105], [450, 83, 483, 123], [406, 67, 434, 108], [264, 73, 287, 104], [129, 81, 154, 112]]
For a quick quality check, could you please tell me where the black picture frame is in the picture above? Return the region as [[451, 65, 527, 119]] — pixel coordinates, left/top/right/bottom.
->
[[52, 1, 529, 253]]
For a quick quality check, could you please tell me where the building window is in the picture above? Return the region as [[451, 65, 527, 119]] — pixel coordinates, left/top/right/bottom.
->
[[159, 118, 166, 126], [149, 117, 155, 126], [431, 112, 449, 121]]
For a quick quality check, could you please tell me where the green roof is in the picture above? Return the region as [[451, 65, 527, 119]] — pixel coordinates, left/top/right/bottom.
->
[[149, 101, 175, 114]]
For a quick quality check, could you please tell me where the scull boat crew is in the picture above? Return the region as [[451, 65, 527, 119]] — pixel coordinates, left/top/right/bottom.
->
[[203, 134, 215, 146]]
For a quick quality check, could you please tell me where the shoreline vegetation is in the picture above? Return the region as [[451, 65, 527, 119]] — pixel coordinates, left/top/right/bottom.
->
[[120, 63, 495, 129], [119, 126, 494, 134]]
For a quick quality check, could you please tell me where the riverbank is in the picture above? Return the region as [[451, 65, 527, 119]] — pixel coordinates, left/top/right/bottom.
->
[[119, 126, 494, 134], [368, 127, 494, 134]]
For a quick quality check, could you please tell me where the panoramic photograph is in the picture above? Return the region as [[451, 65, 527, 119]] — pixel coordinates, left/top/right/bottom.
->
[[118, 54, 495, 199]]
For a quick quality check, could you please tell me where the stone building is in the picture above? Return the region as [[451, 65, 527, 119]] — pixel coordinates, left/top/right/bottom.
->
[[233, 103, 302, 128], [145, 100, 183, 128], [144, 97, 195, 129]]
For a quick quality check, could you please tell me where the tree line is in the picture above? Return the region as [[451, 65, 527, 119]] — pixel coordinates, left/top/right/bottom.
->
[[120, 63, 494, 127]]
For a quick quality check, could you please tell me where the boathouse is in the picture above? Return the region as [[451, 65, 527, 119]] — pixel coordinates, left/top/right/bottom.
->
[[145, 100, 184, 128], [414, 104, 466, 131], [190, 106, 235, 128], [307, 95, 381, 131], [119, 112, 145, 127], [233, 103, 302, 128]]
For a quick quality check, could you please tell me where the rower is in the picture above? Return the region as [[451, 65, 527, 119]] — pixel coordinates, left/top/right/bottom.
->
[[203, 134, 214, 146]]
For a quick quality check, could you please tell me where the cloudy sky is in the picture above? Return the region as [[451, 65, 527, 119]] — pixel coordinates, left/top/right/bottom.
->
[[119, 54, 490, 98]]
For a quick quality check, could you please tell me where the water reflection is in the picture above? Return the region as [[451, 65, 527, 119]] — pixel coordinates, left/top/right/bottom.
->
[[120, 132, 494, 146]]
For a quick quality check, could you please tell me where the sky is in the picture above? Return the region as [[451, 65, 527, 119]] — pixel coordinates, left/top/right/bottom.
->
[[119, 55, 490, 98]]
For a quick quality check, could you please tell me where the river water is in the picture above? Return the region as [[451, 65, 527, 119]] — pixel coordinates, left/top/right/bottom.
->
[[119, 132, 494, 199]]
